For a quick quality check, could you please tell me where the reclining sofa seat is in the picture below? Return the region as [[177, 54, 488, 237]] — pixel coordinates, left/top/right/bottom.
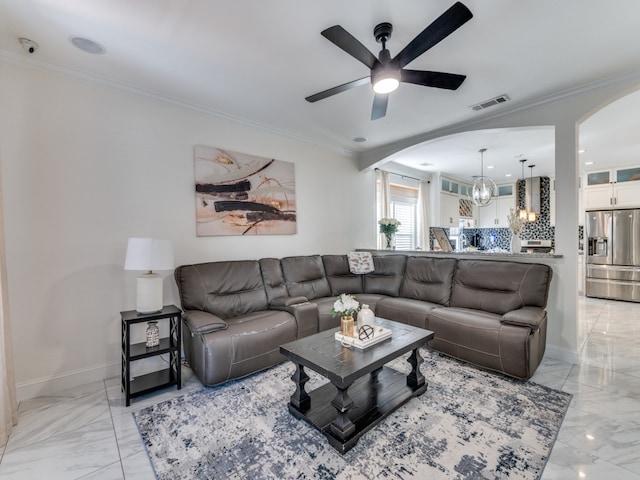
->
[[427, 259, 552, 379], [174, 260, 314, 387]]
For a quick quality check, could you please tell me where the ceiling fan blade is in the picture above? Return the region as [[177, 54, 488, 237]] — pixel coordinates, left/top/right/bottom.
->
[[305, 77, 370, 103], [321, 25, 379, 70], [371, 94, 388, 120], [401, 70, 466, 90], [392, 2, 473, 69]]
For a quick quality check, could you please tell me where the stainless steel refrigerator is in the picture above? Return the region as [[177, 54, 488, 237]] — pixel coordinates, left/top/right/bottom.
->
[[586, 209, 640, 301]]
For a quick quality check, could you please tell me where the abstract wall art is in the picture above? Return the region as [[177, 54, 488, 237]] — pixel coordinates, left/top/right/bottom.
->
[[194, 145, 297, 236]]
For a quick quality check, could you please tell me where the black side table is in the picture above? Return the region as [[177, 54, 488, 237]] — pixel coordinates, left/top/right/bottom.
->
[[121, 304, 182, 406]]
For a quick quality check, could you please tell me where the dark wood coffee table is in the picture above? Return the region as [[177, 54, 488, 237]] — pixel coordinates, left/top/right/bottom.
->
[[279, 318, 434, 453]]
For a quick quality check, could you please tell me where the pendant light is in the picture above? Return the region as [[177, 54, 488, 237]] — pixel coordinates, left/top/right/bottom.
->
[[518, 158, 528, 220], [527, 164, 537, 222], [471, 148, 497, 207]]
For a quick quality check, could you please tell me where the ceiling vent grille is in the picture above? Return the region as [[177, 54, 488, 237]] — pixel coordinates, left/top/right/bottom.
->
[[470, 94, 510, 112]]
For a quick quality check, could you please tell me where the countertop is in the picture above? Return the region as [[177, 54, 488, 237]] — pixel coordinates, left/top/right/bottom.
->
[[359, 249, 563, 259]]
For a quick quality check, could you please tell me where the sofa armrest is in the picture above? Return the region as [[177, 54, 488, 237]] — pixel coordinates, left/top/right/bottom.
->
[[502, 306, 546, 331], [270, 296, 309, 308], [270, 299, 318, 338], [183, 310, 228, 335]]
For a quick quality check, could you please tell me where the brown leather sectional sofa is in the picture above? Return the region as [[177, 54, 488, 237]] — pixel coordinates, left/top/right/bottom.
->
[[174, 254, 552, 387]]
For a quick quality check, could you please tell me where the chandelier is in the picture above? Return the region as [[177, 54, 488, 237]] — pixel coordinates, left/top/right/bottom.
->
[[471, 148, 497, 207]]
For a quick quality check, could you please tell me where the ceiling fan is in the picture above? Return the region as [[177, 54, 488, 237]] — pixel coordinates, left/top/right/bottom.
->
[[305, 2, 473, 120]]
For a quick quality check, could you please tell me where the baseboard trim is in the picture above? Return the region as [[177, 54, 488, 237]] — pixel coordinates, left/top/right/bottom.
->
[[16, 362, 120, 402], [544, 343, 579, 365]]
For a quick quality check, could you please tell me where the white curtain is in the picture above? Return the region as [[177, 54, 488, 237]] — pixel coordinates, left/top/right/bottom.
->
[[417, 180, 431, 250], [377, 169, 391, 249], [0, 172, 17, 447]]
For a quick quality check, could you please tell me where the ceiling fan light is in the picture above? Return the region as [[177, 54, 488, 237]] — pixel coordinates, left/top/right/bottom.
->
[[372, 69, 400, 94], [373, 77, 399, 94]]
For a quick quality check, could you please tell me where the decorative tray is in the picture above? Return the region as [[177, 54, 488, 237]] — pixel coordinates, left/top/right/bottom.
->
[[334, 325, 392, 350]]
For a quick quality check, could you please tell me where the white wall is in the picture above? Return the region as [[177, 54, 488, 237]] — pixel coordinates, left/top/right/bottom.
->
[[0, 62, 376, 400]]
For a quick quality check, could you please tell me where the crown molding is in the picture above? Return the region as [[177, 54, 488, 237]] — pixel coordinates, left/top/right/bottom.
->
[[357, 67, 640, 169], [0, 49, 353, 158]]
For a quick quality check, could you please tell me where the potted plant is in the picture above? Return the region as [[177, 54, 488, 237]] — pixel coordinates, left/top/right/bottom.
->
[[378, 217, 401, 249]]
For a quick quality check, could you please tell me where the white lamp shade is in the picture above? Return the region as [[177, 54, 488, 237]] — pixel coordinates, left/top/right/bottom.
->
[[124, 238, 174, 272]]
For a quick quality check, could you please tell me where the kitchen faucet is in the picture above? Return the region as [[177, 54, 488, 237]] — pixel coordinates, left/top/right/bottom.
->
[[459, 233, 467, 251]]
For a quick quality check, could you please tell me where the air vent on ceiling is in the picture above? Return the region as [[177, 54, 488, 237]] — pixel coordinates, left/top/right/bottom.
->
[[470, 94, 510, 112]]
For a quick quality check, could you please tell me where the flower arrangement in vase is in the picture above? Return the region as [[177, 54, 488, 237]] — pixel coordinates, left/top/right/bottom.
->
[[378, 217, 401, 249], [331, 293, 360, 337], [507, 208, 524, 253]]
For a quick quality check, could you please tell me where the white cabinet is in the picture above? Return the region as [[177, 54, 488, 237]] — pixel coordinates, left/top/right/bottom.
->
[[615, 181, 640, 208], [477, 196, 515, 227], [439, 176, 473, 227], [584, 167, 640, 210], [584, 184, 614, 210], [440, 192, 459, 227], [475, 183, 515, 227]]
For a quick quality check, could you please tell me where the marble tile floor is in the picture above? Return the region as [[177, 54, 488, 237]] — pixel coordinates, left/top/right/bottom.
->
[[0, 296, 638, 479]]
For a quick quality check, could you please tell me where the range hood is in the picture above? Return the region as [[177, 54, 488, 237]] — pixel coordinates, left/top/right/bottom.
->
[[525, 176, 541, 214]]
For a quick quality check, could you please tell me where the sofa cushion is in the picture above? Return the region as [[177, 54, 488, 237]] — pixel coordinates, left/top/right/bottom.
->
[[449, 260, 552, 315], [353, 294, 387, 314], [259, 258, 289, 303], [400, 256, 457, 306], [281, 255, 331, 300], [175, 261, 268, 319], [376, 297, 439, 329], [195, 310, 297, 386], [363, 255, 406, 296], [322, 255, 364, 295]]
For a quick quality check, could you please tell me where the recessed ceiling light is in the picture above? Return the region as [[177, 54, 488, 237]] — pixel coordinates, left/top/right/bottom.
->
[[70, 36, 106, 54], [578, 149, 586, 154], [487, 165, 494, 169], [353, 137, 367, 143], [505, 173, 512, 177], [585, 161, 594, 166]]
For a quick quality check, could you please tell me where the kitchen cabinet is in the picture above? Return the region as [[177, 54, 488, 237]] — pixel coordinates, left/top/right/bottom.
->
[[439, 177, 473, 227], [440, 192, 459, 227], [476, 184, 515, 227], [441, 177, 460, 195], [584, 166, 640, 210]]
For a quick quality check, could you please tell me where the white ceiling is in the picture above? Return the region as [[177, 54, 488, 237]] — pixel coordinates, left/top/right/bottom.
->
[[2, 0, 640, 179]]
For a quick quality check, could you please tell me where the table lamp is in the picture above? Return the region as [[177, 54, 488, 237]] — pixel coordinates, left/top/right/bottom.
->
[[124, 238, 174, 313]]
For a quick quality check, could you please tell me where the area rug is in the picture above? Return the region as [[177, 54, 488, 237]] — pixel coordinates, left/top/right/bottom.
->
[[133, 349, 571, 479]]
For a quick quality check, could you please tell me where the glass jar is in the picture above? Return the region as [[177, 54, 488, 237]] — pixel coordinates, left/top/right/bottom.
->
[[146, 321, 160, 347]]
